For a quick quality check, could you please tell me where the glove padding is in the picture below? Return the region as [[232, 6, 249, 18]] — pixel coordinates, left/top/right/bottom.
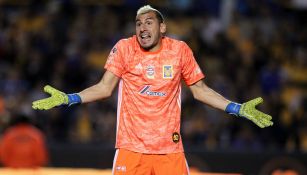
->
[[32, 85, 68, 110], [239, 97, 273, 128]]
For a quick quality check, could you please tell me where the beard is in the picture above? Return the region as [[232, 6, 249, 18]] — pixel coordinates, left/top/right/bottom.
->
[[138, 35, 160, 51]]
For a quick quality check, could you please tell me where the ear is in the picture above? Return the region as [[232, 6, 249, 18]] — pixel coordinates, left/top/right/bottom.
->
[[160, 22, 166, 34]]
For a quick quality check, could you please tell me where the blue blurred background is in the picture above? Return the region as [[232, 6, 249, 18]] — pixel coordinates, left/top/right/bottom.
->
[[0, 0, 306, 174]]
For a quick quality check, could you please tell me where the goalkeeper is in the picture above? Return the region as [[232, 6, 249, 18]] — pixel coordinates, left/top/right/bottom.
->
[[32, 5, 273, 175]]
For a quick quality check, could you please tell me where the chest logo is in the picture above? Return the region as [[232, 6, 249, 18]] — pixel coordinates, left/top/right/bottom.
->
[[139, 85, 166, 97], [163, 65, 173, 79], [146, 65, 155, 79]]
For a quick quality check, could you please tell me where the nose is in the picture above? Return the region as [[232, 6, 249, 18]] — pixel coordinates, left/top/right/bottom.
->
[[139, 24, 146, 32]]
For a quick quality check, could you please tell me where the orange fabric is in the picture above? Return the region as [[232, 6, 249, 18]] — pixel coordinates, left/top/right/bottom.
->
[[0, 124, 48, 168], [112, 149, 189, 175], [105, 35, 204, 154]]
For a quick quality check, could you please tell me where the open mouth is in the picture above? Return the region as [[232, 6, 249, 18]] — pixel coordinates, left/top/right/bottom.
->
[[140, 33, 151, 43]]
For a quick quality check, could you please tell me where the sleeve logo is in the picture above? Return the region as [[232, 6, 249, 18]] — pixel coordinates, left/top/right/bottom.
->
[[106, 47, 117, 64]]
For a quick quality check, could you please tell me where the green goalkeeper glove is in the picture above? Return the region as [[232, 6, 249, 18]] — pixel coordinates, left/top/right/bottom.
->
[[32, 85, 81, 110], [225, 97, 273, 128]]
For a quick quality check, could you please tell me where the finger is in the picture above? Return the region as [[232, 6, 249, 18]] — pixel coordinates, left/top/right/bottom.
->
[[32, 103, 39, 110], [244, 112, 268, 128], [32, 99, 43, 109], [32, 102, 43, 110], [252, 118, 265, 128], [44, 85, 59, 96], [253, 112, 273, 127], [253, 120, 265, 128], [256, 111, 272, 120], [257, 116, 274, 127], [254, 111, 272, 123], [249, 97, 263, 107], [32, 100, 45, 110], [244, 113, 265, 128], [262, 119, 274, 127], [32, 99, 51, 110], [44, 85, 55, 93]]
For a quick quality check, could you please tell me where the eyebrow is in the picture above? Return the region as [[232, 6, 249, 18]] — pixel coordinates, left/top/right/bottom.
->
[[135, 17, 155, 22]]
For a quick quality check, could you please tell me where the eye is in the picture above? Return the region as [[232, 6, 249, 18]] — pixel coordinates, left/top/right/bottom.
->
[[146, 21, 152, 25]]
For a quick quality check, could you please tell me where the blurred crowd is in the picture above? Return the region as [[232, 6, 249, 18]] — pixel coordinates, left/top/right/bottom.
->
[[0, 0, 306, 153]]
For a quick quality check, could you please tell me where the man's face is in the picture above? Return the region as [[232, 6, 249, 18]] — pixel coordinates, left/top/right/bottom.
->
[[135, 11, 165, 52]]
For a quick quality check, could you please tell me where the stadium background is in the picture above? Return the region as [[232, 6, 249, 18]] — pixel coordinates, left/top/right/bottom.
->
[[0, 0, 307, 174]]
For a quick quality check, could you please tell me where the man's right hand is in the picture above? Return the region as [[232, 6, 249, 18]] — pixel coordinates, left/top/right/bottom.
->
[[32, 85, 69, 110]]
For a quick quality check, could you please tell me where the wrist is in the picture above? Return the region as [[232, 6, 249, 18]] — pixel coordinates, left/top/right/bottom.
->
[[67, 93, 82, 106], [225, 102, 241, 116]]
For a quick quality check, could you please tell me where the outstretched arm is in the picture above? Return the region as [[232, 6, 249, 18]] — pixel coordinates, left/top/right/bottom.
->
[[189, 80, 273, 128], [79, 70, 119, 103], [189, 80, 230, 110], [32, 70, 119, 110]]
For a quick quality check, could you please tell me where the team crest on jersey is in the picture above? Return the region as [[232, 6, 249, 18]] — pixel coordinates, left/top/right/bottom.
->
[[163, 65, 173, 79], [146, 65, 155, 79]]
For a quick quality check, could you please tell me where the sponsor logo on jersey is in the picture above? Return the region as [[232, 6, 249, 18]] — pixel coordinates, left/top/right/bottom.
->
[[146, 65, 155, 79], [139, 85, 166, 97], [163, 65, 173, 79]]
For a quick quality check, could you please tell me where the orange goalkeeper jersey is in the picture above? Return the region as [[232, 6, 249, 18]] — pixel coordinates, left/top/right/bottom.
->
[[105, 35, 204, 154]]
